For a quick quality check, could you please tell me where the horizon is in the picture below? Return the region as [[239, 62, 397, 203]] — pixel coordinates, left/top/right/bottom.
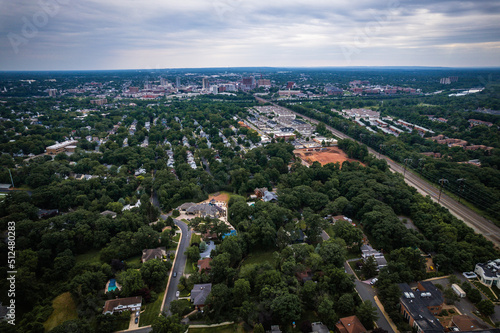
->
[[1, 1, 500, 71]]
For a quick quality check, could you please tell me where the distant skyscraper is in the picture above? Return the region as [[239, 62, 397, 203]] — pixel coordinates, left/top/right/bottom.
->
[[48, 89, 57, 97], [160, 77, 167, 86], [176, 77, 181, 88], [202, 77, 209, 89]]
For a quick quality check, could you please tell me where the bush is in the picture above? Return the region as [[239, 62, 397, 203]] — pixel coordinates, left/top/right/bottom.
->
[[439, 309, 449, 316], [172, 210, 180, 217]]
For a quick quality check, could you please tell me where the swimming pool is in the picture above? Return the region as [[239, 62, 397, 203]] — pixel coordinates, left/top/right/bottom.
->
[[108, 279, 117, 292]]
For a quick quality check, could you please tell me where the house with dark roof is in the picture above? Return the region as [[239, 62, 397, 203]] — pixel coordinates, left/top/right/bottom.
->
[[398, 281, 444, 333], [191, 284, 212, 309], [262, 191, 278, 202], [141, 247, 166, 263], [311, 322, 329, 333], [335, 315, 367, 333], [186, 203, 223, 218], [103, 296, 142, 314], [475, 259, 500, 288], [360, 244, 387, 271], [178, 202, 196, 211]]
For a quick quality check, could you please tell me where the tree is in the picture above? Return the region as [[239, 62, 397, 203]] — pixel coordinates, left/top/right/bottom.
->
[[318, 239, 346, 267], [169, 300, 193, 317], [477, 299, 495, 316], [361, 256, 378, 279], [332, 219, 362, 247], [466, 288, 482, 304], [253, 323, 265, 333], [317, 296, 338, 327], [233, 278, 251, 307], [151, 314, 186, 333], [356, 300, 378, 330], [271, 293, 302, 325], [140, 259, 168, 289], [118, 269, 145, 297], [185, 246, 200, 263], [337, 293, 355, 315]]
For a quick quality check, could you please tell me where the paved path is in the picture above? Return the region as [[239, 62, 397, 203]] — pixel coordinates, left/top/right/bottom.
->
[[344, 262, 395, 333], [162, 217, 191, 316]]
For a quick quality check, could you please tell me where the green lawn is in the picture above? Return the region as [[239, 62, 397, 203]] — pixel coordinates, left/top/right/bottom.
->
[[471, 279, 499, 301], [184, 259, 197, 275], [43, 292, 78, 331], [75, 249, 101, 264], [241, 250, 276, 267], [188, 323, 240, 333], [173, 234, 181, 242], [115, 312, 131, 331], [125, 255, 142, 269], [191, 233, 202, 245], [139, 291, 165, 327]]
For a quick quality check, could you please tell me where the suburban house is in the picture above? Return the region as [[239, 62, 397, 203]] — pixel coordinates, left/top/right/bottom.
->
[[141, 247, 166, 263], [311, 322, 329, 333], [102, 296, 142, 315], [474, 259, 500, 288], [360, 244, 387, 271], [185, 203, 224, 218], [179, 202, 196, 212], [335, 315, 367, 333], [262, 191, 278, 202], [197, 258, 212, 273], [398, 281, 444, 333], [296, 269, 313, 283], [190, 283, 212, 310]]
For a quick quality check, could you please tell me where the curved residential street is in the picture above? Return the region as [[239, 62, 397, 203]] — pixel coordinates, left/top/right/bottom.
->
[[256, 97, 500, 247]]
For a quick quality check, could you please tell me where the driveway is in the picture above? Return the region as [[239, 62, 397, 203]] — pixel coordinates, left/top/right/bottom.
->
[[344, 262, 395, 333]]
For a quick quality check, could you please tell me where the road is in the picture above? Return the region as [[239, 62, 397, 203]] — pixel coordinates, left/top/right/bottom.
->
[[162, 217, 191, 316], [255, 96, 500, 247], [344, 262, 395, 333]]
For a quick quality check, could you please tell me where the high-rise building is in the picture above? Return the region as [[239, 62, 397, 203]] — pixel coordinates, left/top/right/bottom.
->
[[48, 89, 57, 97], [176, 77, 181, 88], [202, 77, 210, 90], [160, 77, 167, 86]]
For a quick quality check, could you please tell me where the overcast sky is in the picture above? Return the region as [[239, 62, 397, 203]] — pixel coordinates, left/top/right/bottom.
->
[[1, 0, 499, 70]]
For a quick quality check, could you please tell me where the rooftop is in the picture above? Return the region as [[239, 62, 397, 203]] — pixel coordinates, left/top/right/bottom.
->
[[398, 282, 444, 332]]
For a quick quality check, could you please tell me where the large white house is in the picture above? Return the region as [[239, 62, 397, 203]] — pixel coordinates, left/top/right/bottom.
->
[[474, 259, 500, 288], [103, 296, 142, 315]]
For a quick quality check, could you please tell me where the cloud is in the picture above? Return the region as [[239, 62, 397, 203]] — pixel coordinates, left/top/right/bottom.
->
[[0, 0, 499, 69]]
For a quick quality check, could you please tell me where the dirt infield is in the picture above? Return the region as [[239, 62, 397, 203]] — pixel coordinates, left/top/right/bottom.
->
[[294, 147, 361, 167]]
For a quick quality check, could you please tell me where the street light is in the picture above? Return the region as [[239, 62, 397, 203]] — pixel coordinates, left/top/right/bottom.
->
[[438, 178, 448, 204]]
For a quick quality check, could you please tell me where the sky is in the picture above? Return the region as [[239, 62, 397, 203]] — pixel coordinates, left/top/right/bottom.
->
[[0, 0, 499, 70]]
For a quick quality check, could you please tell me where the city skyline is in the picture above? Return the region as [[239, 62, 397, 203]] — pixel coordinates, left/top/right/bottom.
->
[[1, 0, 500, 70]]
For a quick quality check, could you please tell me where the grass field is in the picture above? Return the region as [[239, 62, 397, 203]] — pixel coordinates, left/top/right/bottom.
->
[[43, 292, 78, 331], [124, 255, 142, 269], [188, 323, 243, 333], [241, 250, 276, 267], [184, 259, 197, 275], [75, 249, 101, 264], [191, 233, 202, 245], [139, 291, 165, 326], [471, 279, 499, 301]]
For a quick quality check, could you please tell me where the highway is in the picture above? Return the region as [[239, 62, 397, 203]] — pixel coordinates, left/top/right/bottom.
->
[[256, 96, 500, 247]]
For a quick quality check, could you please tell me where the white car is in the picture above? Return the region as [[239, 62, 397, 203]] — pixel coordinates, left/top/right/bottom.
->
[[176, 291, 180, 298], [370, 278, 378, 285]]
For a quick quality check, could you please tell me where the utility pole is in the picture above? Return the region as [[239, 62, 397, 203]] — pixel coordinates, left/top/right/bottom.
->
[[457, 178, 466, 203], [379, 144, 386, 158], [403, 158, 412, 179], [438, 178, 448, 204]]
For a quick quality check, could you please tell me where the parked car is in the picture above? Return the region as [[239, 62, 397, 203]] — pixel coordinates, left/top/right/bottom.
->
[[176, 291, 180, 298], [135, 317, 138, 324], [370, 278, 378, 285], [173, 271, 177, 278], [135, 311, 139, 317]]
